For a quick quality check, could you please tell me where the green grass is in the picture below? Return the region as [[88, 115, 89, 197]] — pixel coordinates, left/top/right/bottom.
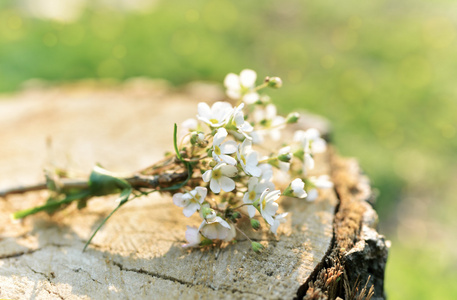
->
[[1, 0, 457, 298]]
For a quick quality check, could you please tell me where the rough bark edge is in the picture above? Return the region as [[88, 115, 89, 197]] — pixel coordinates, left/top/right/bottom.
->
[[296, 149, 389, 300]]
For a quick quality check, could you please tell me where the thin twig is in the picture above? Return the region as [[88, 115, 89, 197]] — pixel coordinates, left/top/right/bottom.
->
[[0, 171, 189, 198]]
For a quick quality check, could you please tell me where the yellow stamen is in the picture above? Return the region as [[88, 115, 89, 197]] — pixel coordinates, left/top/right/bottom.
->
[[212, 168, 222, 180], [214, 145, 221, 156]]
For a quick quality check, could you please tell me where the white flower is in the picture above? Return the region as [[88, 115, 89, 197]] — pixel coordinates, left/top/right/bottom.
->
[[181, 118, 198, 134], [290, 178, 307, 198], [242, 177, 275, 218], [270, 212, 288, 235], [199, 216, 236, 241], [212, 128, 237, 165], [202, 163, 238, 193], [182, 226, 202, 248], [259, 163, 274, 181], [197, 101, 234, 128], [306, 175, 334, 201], [172, 187, 207, 217], [232, 103, 253, 139], [294, 128, 327, 172], [278, 146, 291, 173], [306, 189, 319, 202], [258, 189, 280, 226], [224, 69, 259, 104], [237, 139, 261, 177], [253, 104, 285, 141]]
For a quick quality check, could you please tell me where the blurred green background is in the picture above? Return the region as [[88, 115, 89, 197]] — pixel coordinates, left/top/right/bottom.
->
[[1, 0, 456, 298]]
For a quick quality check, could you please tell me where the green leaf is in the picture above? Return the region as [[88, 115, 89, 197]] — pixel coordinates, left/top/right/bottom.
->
[[83, 187, 132, 251], [12, 189, 91, 219], [88, 165, 131, 196], [173, 123, 184, 162], [251, 241, 264, 253]]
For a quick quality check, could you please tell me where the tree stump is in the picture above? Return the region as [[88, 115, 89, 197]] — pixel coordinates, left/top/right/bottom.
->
[[0, 81, 389, 299]]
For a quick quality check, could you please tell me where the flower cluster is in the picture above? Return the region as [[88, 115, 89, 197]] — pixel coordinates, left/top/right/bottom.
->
[[172, 69, 333, 251]]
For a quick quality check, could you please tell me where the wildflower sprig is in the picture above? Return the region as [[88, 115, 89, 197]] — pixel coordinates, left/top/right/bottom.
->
[[173, 69, 333, 250], [8, 69, 333, 252]]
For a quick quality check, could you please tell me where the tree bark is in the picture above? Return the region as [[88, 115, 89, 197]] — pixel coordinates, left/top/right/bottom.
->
[[0, 81, 388, 299]]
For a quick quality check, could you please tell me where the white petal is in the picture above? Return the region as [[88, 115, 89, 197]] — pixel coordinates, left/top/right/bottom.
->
[[262, 212, 275, 226], [293, 130, 306, 143], [263, 202, 279, 216], [172, 193, 186, 207], [227, 89, 241, 100], [234, 112, 245, 126], [197, 102, 211, 119], [306, 128, 321, 140], [181, 118, 197, 131], [183, 203, 200, 217], [220, 164, 238, 177], [215, 216, 231, 229], [239, 122, 253, 133], [270, 128, 282, 141], [265, 190, 281, 202], [304, 153, 315, 170], [183, 226, 201, 248], [246, 151, 258, 165], [220, 140, 237, 154], [246, 165, 261, 177], [311, 139, 327, 154], [224, 73, 240, 90], [270, 220, 280, 235], [250, 131, 264, 144], [247, 177, 259, 190], [307, 189, 319, 201], [210, 179, 221, 194], [265, 104, 277, 119], [219, 176, 235, 192], [212, 102, 233, 120], [291, 178, 305, 190], [295, 189, 307, 198], [312, 176, 334, 189], [201, 223, 219, 240], [220, 154, 237, 166], [247, 205, 257, 218], [239, 69, 257, 87], [202, 170, 212, 182], [213, 128, 227, 145], [242, 92, 259, 104], [223, 224, 237, 242], [195, 187, 207, 202]]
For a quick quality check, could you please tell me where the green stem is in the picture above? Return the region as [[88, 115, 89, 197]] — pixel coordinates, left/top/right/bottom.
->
[[83, 202, 123, 252], [174, 123, 184, 162], [12, 190, 91, 219]]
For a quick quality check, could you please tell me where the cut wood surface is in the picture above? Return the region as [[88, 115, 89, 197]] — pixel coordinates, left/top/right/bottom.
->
[[0, 80, 387, 299]]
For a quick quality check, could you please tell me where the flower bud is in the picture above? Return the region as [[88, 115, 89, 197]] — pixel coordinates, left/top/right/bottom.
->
[[251, 241, 264, 253], [293, 149, 305, 161], [204, 209, 217, 222], [250, 219, 260, 230], [267, 157, 279, 168], [201, 206, 212, 219], [282, 186, 294, 197], [286, 112, 300, 124], [190, 132, 198, 145], [278, 153, 292, 163], [232, 211, 241, 219], [265, 76, 283, 88]]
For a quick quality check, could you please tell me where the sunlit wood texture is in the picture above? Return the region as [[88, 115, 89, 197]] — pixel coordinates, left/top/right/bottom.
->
[[0, 82, 387, 299]]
